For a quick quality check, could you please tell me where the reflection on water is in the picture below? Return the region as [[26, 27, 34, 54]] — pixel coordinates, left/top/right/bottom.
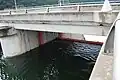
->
[[0, 39, 102, 80]]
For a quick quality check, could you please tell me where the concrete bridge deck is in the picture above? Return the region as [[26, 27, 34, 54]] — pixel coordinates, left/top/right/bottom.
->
[[0, 10, 118, 36]]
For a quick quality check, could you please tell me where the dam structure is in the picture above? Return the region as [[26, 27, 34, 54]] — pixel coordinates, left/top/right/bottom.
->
[[0, 0, 119, 80]]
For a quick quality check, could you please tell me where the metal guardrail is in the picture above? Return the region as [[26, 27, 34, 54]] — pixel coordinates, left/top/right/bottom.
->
[[0, 6, 80, 15], [0, 2, 120, 15]]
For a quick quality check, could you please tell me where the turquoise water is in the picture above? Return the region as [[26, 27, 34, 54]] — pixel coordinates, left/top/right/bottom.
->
[[0, 39, 102, 80]]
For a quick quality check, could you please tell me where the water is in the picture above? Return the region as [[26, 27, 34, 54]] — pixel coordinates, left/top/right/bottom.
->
[[0, 39, 102, 80]]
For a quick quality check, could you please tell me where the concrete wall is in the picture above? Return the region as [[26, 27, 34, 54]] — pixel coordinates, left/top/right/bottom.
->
[[0, 11, 118, 24], [0, 30, 39, 58], [59, 33, 85, 40], [39, 31, 58, 45], [104, 27, 114, 55], [80, 5, 120, 11]]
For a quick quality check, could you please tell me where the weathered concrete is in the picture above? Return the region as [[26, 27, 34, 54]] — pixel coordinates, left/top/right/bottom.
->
[[89, 27, 114, 80], [39, 31, 58, 45], [0, 8, 118, 37], [89, 53, 113, 80], [113, 20, 120, 80], [0, 3, 118, 63], [0, 26, 17, 37], [89, 16, 115, 80], [0, 11, 118, 24], [89, 11, 120, 80], [0, 30, 39, 58], [1, 23, 110, 36], [59, 33, 85, 40], [0, 11, 117, 37], [104, 27, 114, 55]]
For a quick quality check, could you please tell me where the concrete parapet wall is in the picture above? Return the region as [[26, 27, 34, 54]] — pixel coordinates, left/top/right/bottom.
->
[[80, 5, 102, 11], [99, 12, 118, 23], [0, 12, 94, 21], [0, 11, 118, 24]]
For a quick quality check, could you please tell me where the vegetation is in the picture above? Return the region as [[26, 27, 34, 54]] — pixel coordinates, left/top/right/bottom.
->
[[0, 0, 104, 10]]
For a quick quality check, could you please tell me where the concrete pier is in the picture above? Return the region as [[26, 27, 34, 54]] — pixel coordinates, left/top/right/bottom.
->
[[0, 29, 68, 57], [39, 32, 58, 45], [0, 30, 39, 58]]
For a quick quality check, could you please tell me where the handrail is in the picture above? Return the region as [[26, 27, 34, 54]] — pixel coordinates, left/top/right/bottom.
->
[[0, 2, 119, 15]]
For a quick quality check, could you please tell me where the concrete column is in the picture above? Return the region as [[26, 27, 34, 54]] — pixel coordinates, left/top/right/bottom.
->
[[1, 30, 39, 58], [113, 20, 120, 80]]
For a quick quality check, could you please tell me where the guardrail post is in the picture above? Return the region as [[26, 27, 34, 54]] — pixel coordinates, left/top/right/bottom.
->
[[25, 10, 28, 14], [9, 11, 11, 15], [47, 8, 49, 13], [77, 5, 80, 12]]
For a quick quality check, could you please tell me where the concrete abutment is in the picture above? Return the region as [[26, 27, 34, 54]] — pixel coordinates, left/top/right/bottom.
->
[[0, 30, 39, 58]]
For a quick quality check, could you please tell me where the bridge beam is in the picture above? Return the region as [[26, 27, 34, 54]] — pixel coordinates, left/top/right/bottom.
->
[[3, 23, 110, 36]]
